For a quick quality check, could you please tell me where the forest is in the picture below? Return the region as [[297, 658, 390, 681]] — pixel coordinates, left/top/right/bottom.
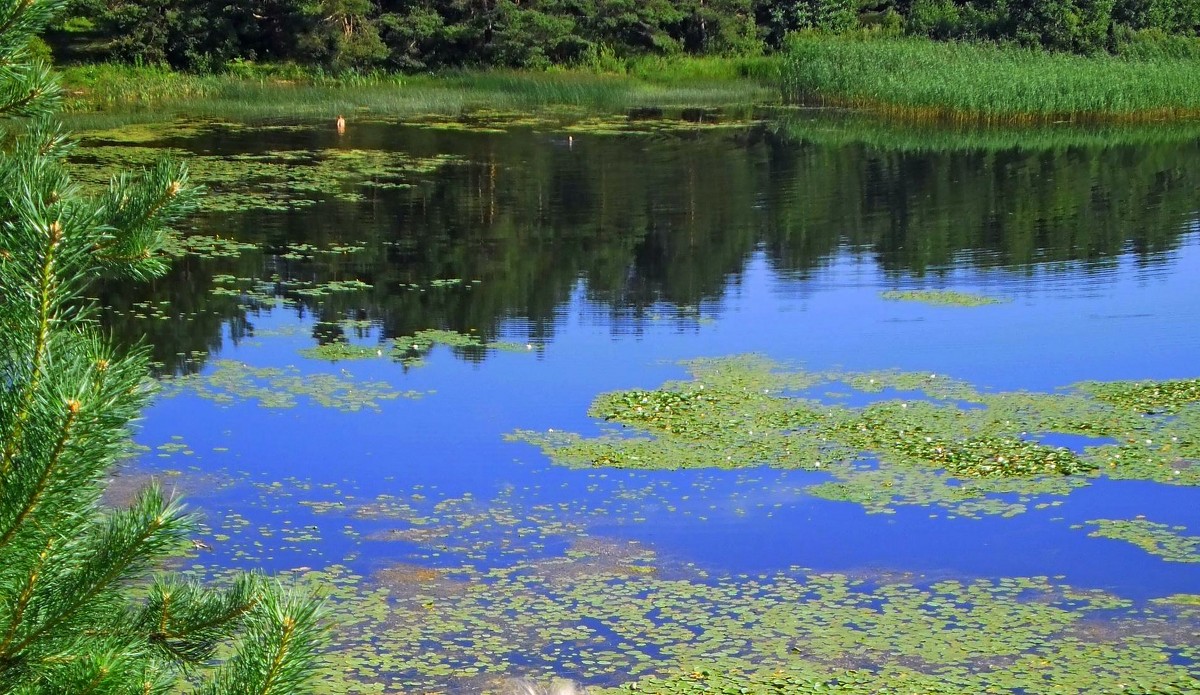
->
[[49, 0, 1200, 73]]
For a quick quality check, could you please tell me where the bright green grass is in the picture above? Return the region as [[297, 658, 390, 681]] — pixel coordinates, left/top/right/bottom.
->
[[60, 61, 777, 119], [782, 36, 1200, 123]]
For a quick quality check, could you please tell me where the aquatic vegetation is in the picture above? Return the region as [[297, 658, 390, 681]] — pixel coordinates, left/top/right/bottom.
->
[[299, 342, 384, 362], [161, 360, 420, 411], [164, 234, 258, 259], [511, 356, 1199, 515], [879, 289, 1008, 307], [783, 37, 1200, 123], [394, 329, 528, 367], [1079, 519, 1200, 563], [291, 279, 373, 298], [68, 137, 462, 213], [109, 456, 1196, 695], [1078, 378, 1200, 414], [227, 482, 1200, 694]]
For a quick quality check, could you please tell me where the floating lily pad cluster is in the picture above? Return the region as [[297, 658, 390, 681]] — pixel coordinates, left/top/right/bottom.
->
[[164, 235, 258, 259], [879, 290, 1008, 306], [298, 342, 383, 362], [405, 109, 755, 137], [170, 476, 1200, 695], [160, 360, 421, 411], [109, 450, 1197, 695], [1080, 378, 1200, 415], [512, 355, 1199, 516], [1078, 519, 1200, 563], [68, 133, 461, 213]]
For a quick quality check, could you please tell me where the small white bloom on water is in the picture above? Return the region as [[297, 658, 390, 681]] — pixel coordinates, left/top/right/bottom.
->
[[526, 344, 533, 350], [901, 403, 908, 409]]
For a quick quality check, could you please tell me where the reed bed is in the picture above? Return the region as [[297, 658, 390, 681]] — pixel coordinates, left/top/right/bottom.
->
[[60, 63, 775, 118], [782, 37, 1200, 123]]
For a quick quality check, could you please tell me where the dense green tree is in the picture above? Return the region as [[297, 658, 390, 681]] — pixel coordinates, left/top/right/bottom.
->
[[49, 0, 1200, 69], [759, 0, 856, 47], [0, 0, 323, 691]]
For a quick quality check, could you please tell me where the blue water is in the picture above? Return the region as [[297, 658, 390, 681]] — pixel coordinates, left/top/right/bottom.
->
[[106, 120, 1200, 613]]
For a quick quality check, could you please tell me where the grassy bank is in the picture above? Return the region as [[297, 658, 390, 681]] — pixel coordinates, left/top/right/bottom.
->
[[60, 58, 779, 119], [782, 37, 1200, 123]]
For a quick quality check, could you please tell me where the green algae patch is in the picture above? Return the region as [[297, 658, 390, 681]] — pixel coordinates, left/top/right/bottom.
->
[[880, 289, 1008, 307], [76, 119, 223, 144], [511, 355, 1200, 516], [160, 360, 420, 411], [1078, 519, 1200, 563]]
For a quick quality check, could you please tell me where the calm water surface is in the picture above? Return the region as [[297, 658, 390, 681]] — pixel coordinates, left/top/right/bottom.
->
[[89, 114, 1200, 686]]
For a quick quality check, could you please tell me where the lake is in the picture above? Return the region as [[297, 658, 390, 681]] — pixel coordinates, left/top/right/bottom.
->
[[80, 110, 1200, 693]]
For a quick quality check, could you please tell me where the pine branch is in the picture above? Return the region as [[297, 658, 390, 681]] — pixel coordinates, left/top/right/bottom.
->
[[192, 589, 325, 695], [132, 574, 267, 665], [2, 486, 195, 659]]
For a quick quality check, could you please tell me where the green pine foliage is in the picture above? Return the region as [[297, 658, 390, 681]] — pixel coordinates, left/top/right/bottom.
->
[[0, 0, 323, 692]]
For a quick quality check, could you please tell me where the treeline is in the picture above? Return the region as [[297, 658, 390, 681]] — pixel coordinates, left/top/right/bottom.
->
[[52, 0, 1200, 72]]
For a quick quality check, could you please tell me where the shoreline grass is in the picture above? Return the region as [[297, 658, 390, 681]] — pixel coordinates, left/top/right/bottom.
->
[[60, 59, 779, 120], [783, 36, 1200, 124]]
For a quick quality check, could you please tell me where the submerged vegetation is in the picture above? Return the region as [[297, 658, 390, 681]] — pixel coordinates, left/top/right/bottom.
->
[[512, 355, 1200, 516]]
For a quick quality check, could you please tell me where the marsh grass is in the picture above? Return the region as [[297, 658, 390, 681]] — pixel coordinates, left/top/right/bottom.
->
[[771, 109, 1200, 152], [783, 37, 1200, 123], [60, 62, 776, 119]]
